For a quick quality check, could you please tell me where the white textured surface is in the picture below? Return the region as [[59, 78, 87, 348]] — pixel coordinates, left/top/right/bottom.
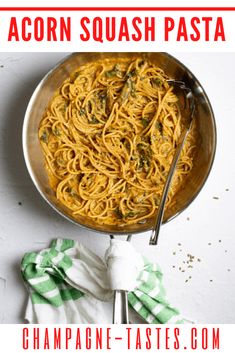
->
[[0, 53, 234, 323]]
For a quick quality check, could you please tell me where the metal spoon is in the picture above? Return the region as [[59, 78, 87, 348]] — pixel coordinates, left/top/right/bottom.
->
[[149, 80, 195, 245]]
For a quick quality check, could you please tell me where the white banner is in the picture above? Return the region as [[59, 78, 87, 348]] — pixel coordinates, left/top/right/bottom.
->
[[0, 324, 234, 353], [0, 8, 234, 51]]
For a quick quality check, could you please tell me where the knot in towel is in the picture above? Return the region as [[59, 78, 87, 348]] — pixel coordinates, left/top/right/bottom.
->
[[105, 239, 144, 291]]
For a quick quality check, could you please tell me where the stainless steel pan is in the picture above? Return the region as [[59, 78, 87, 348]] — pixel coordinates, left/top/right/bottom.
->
[[22, 52, 216, 323]]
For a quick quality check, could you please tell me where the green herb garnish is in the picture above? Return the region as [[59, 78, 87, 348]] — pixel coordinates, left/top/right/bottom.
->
[[155, 121, 163, 133], [130, 80, 136, 97], [67, 188, 80, 200], [114, 208, 123, 219], [137, 143, 152, 171], [119, 78, 132, 103], [105, 65, 123, 78], [137, 143, 145, 151], [139, 155, 150, 170], [80, 108, 86, 116], [53, 127, 61, 136], [105, 70, 116, 78], [89, 115, 99, 124], [40, 131, 48, 143], [125, 211, 136, 218], [152, 78, 161, 86], [126, 69, 136, 78], [141, 118, 150, 128]]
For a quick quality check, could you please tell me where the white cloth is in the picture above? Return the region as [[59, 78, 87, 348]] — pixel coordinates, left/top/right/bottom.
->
[[24, 239, 145, 323], [54, 239, 144, 300], [105, 239, 144, 291], [22, 238, 190, 324]]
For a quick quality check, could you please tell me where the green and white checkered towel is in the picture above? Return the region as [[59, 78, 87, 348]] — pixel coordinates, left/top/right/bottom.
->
[[21, 238, 189, 324]]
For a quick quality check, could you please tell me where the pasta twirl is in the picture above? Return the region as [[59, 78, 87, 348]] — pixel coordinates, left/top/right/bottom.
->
[[39, 57, 196, 226]]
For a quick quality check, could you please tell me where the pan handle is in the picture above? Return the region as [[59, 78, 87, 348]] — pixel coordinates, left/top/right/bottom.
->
[[110, 234, 132, 324], [113, 290, 129, 324]]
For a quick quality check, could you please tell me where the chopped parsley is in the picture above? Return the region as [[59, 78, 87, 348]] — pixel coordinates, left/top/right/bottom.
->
[[80, 107, 86, 116], [141, 117, 150, 128], [151, 78, 161, 86], [53, 127, 61, 136], [126, 69, 136, 78], [89, 116, 99, 124], [114, 208, 123, 219], [125, 211, 137, 218], [155, 121, 163, 133], [137, 143, 152, 171], [105, 65, 123, 78], [40, 131, 48, 143], [67, 187, 80, 200]]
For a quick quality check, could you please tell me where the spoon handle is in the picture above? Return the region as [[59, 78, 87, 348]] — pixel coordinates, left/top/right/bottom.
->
[[112, 290, 129, 324], [149, 125, 192, 245], [149, 79, 195, 246]]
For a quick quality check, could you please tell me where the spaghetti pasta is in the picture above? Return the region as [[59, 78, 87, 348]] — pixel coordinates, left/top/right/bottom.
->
[[39, 57, 196, 226]]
